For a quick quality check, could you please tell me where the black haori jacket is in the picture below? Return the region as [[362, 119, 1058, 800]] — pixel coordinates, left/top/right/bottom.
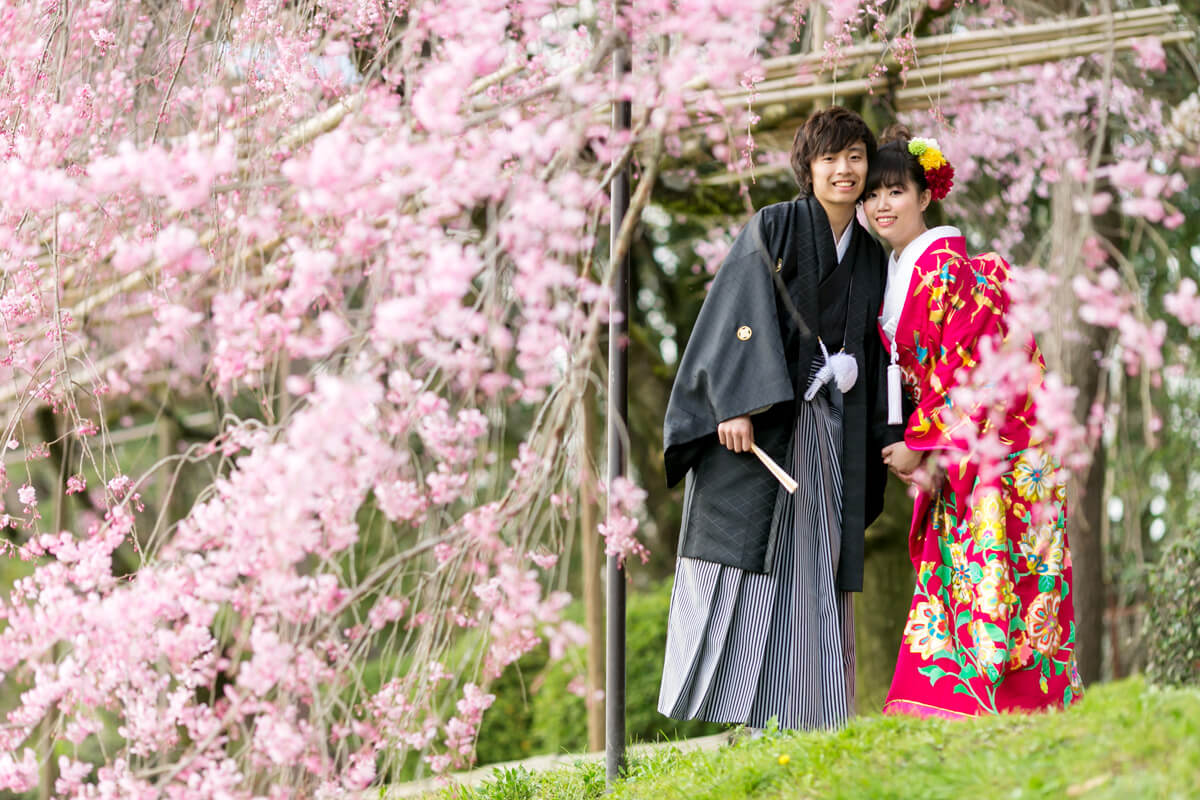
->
[[663, 196, 897, 592]]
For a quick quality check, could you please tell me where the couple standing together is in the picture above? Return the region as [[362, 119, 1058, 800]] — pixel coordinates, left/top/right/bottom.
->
[[658, 107, 1081, 729]]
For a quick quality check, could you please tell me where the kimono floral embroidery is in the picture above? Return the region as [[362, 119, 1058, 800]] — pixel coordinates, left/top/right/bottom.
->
[[1009, 630, 1035, 670], [1069, 654, 1084, 694], [882, 232, 1079, 719], [904, 597, 952, 659], [968, 619, 1007, 672], [1014, 448, 1054, 502], [946, 541, 977, 605], [1019, 521, 1065, 576], [1026, 592, 1064, 656], [969, 490, 1007, 551], [976, 560, 1017, 621]]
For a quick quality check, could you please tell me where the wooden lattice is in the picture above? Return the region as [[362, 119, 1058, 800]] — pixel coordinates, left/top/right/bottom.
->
[[684, 5, 1191, 182]]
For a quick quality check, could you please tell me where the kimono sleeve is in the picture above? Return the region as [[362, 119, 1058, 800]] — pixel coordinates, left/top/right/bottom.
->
[[904, 254, 1010, 452], [663, 211, 795, 487]]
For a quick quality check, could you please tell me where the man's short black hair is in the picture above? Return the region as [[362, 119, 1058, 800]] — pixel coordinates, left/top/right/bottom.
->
[[789, 107, 878, 195]]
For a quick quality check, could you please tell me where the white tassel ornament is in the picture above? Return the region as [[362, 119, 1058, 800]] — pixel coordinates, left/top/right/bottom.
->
[[804, 339, 858, 401], [887, 363, 903, 424]]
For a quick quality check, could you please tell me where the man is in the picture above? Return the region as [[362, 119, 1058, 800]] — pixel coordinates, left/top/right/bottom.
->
[[658, 107, 897, 730]]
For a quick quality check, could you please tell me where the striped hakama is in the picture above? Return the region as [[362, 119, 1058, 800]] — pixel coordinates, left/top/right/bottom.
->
[[657, 383, 855, 731]]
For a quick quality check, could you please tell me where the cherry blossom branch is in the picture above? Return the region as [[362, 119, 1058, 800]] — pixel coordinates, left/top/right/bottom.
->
[[151, 6, 201, 144]]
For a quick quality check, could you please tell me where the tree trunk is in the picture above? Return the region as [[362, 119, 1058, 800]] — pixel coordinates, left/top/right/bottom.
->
[[1068, 404, 1108, 684], [1044, 177, 1110, 684]]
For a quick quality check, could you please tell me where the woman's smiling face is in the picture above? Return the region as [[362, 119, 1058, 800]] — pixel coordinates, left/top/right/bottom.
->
[[863, 178, 931, 253]]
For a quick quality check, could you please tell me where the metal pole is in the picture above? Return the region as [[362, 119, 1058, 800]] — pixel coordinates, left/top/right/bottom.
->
[[605, 35, 631, 786]]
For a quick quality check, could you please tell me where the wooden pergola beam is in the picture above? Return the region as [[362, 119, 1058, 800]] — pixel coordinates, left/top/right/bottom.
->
[[673, 7, 1192, 183], [753, 4, 1180, 74]]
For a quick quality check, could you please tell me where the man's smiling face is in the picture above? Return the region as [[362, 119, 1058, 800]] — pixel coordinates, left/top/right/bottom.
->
[[809, 141, 868, 215]]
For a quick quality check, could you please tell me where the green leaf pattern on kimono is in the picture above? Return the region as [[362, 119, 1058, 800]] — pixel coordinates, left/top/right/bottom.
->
[[901, 447, 1082, 713]]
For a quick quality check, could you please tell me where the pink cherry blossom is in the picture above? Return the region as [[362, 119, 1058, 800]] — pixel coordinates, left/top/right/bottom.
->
[[1165, 278, 1200, 326], [1131, 36, 1168, 73]]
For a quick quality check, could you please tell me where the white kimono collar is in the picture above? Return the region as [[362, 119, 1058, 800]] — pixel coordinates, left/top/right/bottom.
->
[[834, 221, 853, 264], [879, 225, 962, 341]]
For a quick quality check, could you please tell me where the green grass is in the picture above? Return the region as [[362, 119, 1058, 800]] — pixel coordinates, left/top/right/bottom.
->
[[430, 677, 1200, 800]]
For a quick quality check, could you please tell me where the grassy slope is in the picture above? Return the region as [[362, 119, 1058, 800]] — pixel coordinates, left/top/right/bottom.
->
[[440, 678, 1200, 800]]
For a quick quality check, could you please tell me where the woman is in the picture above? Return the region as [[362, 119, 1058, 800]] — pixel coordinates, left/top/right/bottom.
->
[[862, 126, 1082, 718]]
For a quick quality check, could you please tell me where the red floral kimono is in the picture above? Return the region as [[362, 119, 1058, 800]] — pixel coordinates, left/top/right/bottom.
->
[[879, 227, 1081, 719]]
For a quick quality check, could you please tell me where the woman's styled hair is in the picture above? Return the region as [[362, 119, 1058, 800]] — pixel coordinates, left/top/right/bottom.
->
[[864, 123, 927, 195], [789, 106, 878, 195]]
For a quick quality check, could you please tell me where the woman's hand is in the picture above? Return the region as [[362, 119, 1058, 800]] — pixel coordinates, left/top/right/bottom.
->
[[882, 442, 943, 493], [882, 442, 923, 479], [717, 415, 754, 453]]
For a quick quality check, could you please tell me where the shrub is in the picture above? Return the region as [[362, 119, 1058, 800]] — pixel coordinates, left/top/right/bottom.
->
[[1145, 531, 1200, 686], [475, 577, 724, 767], [474, 647, 552, 764]]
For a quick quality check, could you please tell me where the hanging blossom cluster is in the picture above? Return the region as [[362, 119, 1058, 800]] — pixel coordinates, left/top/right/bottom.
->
[[599, 476, 650, 566], [0, 0, 781, 795], [812, 0, 1013, 84], [904, 49, 1194, 478], [1168, 88, 1200, 166], [935, 56, 1181, 256]]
